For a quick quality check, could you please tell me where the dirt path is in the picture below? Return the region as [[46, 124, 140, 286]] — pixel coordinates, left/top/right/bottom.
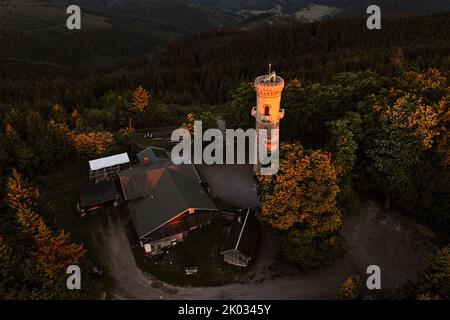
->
[[90, 121, 436, 299], [91, 198, 435, 300]]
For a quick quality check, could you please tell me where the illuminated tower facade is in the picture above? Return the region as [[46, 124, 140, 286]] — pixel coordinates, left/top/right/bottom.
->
[[251, 68, 285, 173]]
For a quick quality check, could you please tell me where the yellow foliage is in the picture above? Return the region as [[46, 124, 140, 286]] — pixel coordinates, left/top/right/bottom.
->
[[382, 95, 440, 150], [48, 119, 70, 135], [6, 170, 86, 279], [5, 123, 17, 138], [257, 143, 342, 234], [6, 169, 39, 213], [71, 109, 79, 121], [70, 131, 113, 157], [416, 293, 433, 300], [53, 104, 63, 113], [132, 85, 150, 112], [181, 113, 196, 135], [403, 68, 447, 91], [390, 48, 405, 68], [337, 276, 361, 300]]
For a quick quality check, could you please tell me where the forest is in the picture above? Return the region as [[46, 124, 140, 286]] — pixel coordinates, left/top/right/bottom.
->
[[0, 11, 449, 299]]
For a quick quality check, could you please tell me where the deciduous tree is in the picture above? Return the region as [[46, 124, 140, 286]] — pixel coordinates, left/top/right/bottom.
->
[[257, 143, 342, 234], [70, 131, 114, 158], [337, 276, 362, 300], [132, 86, 150, 112], [6, 170, 86, 279], [366, 94, 440, 207]]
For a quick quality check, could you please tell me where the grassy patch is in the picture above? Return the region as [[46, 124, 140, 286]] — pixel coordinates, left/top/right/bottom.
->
[[128, 219, 245, 287], [295, 4, 341, 21]]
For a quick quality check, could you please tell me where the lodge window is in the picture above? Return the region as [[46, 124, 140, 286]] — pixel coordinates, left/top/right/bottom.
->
[[264, 105, 270, 116]]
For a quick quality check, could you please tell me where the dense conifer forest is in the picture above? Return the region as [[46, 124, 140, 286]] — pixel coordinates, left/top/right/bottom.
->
[[0, 10, 449, 299]]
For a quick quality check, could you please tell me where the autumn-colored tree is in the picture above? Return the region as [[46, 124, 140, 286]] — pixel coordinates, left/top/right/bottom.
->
[[257, 143, 343, 269], [337, 276, 362, 300], [132, 85, 150, 112], [257, 143, 342, 234], [6, 170, 86, 279], [70, 131, 114, 158], [71, 109, 80, 129], [390, 48, 405, 69], [181, 113, 196, 135], [402, 68, 447, 95], [381, 95, 439, 150], [367, 94, 440, 207]]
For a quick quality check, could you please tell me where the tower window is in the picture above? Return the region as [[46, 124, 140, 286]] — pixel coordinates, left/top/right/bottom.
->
[[264, 105, 270, 116]]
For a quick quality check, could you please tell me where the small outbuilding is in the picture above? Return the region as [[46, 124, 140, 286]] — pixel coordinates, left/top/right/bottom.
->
[[77, 181, 120, 217], [221, 208, 259, 267], [89, 153, 130, 183]]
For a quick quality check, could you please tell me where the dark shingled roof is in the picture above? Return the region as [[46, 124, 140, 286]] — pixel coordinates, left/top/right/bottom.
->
[[221, 209, 259, 258], [78, 181, 119, 208], [137, 146, 170, 166], [118, 150, 216, 239]]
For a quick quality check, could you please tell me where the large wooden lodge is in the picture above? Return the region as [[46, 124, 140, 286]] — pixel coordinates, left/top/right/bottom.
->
[[118, 147, 218, 254], [78, 147, 218, 254]]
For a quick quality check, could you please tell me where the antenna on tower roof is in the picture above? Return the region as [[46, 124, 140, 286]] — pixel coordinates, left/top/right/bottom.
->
[[268, 63, 271, 75]]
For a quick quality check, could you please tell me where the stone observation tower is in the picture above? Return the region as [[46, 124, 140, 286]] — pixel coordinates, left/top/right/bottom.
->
[[251, 66, 285, 173]]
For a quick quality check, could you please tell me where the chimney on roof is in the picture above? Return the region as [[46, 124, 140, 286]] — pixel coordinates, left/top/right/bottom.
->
[[144, 156, 150, 166]]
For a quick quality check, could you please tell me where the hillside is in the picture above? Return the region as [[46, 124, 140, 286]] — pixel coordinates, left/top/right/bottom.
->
[[0, 0, 168, 78], [1, 11, 448, 107], [0, 0, 238, 78], [1, 0, 449, 79], [191, 0, 450, 21], [129, 12, 450, 104], [55, 0, 238, 32]]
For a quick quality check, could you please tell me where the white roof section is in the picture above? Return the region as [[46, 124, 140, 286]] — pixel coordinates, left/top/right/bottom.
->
[[89, 153, 130, 171]]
